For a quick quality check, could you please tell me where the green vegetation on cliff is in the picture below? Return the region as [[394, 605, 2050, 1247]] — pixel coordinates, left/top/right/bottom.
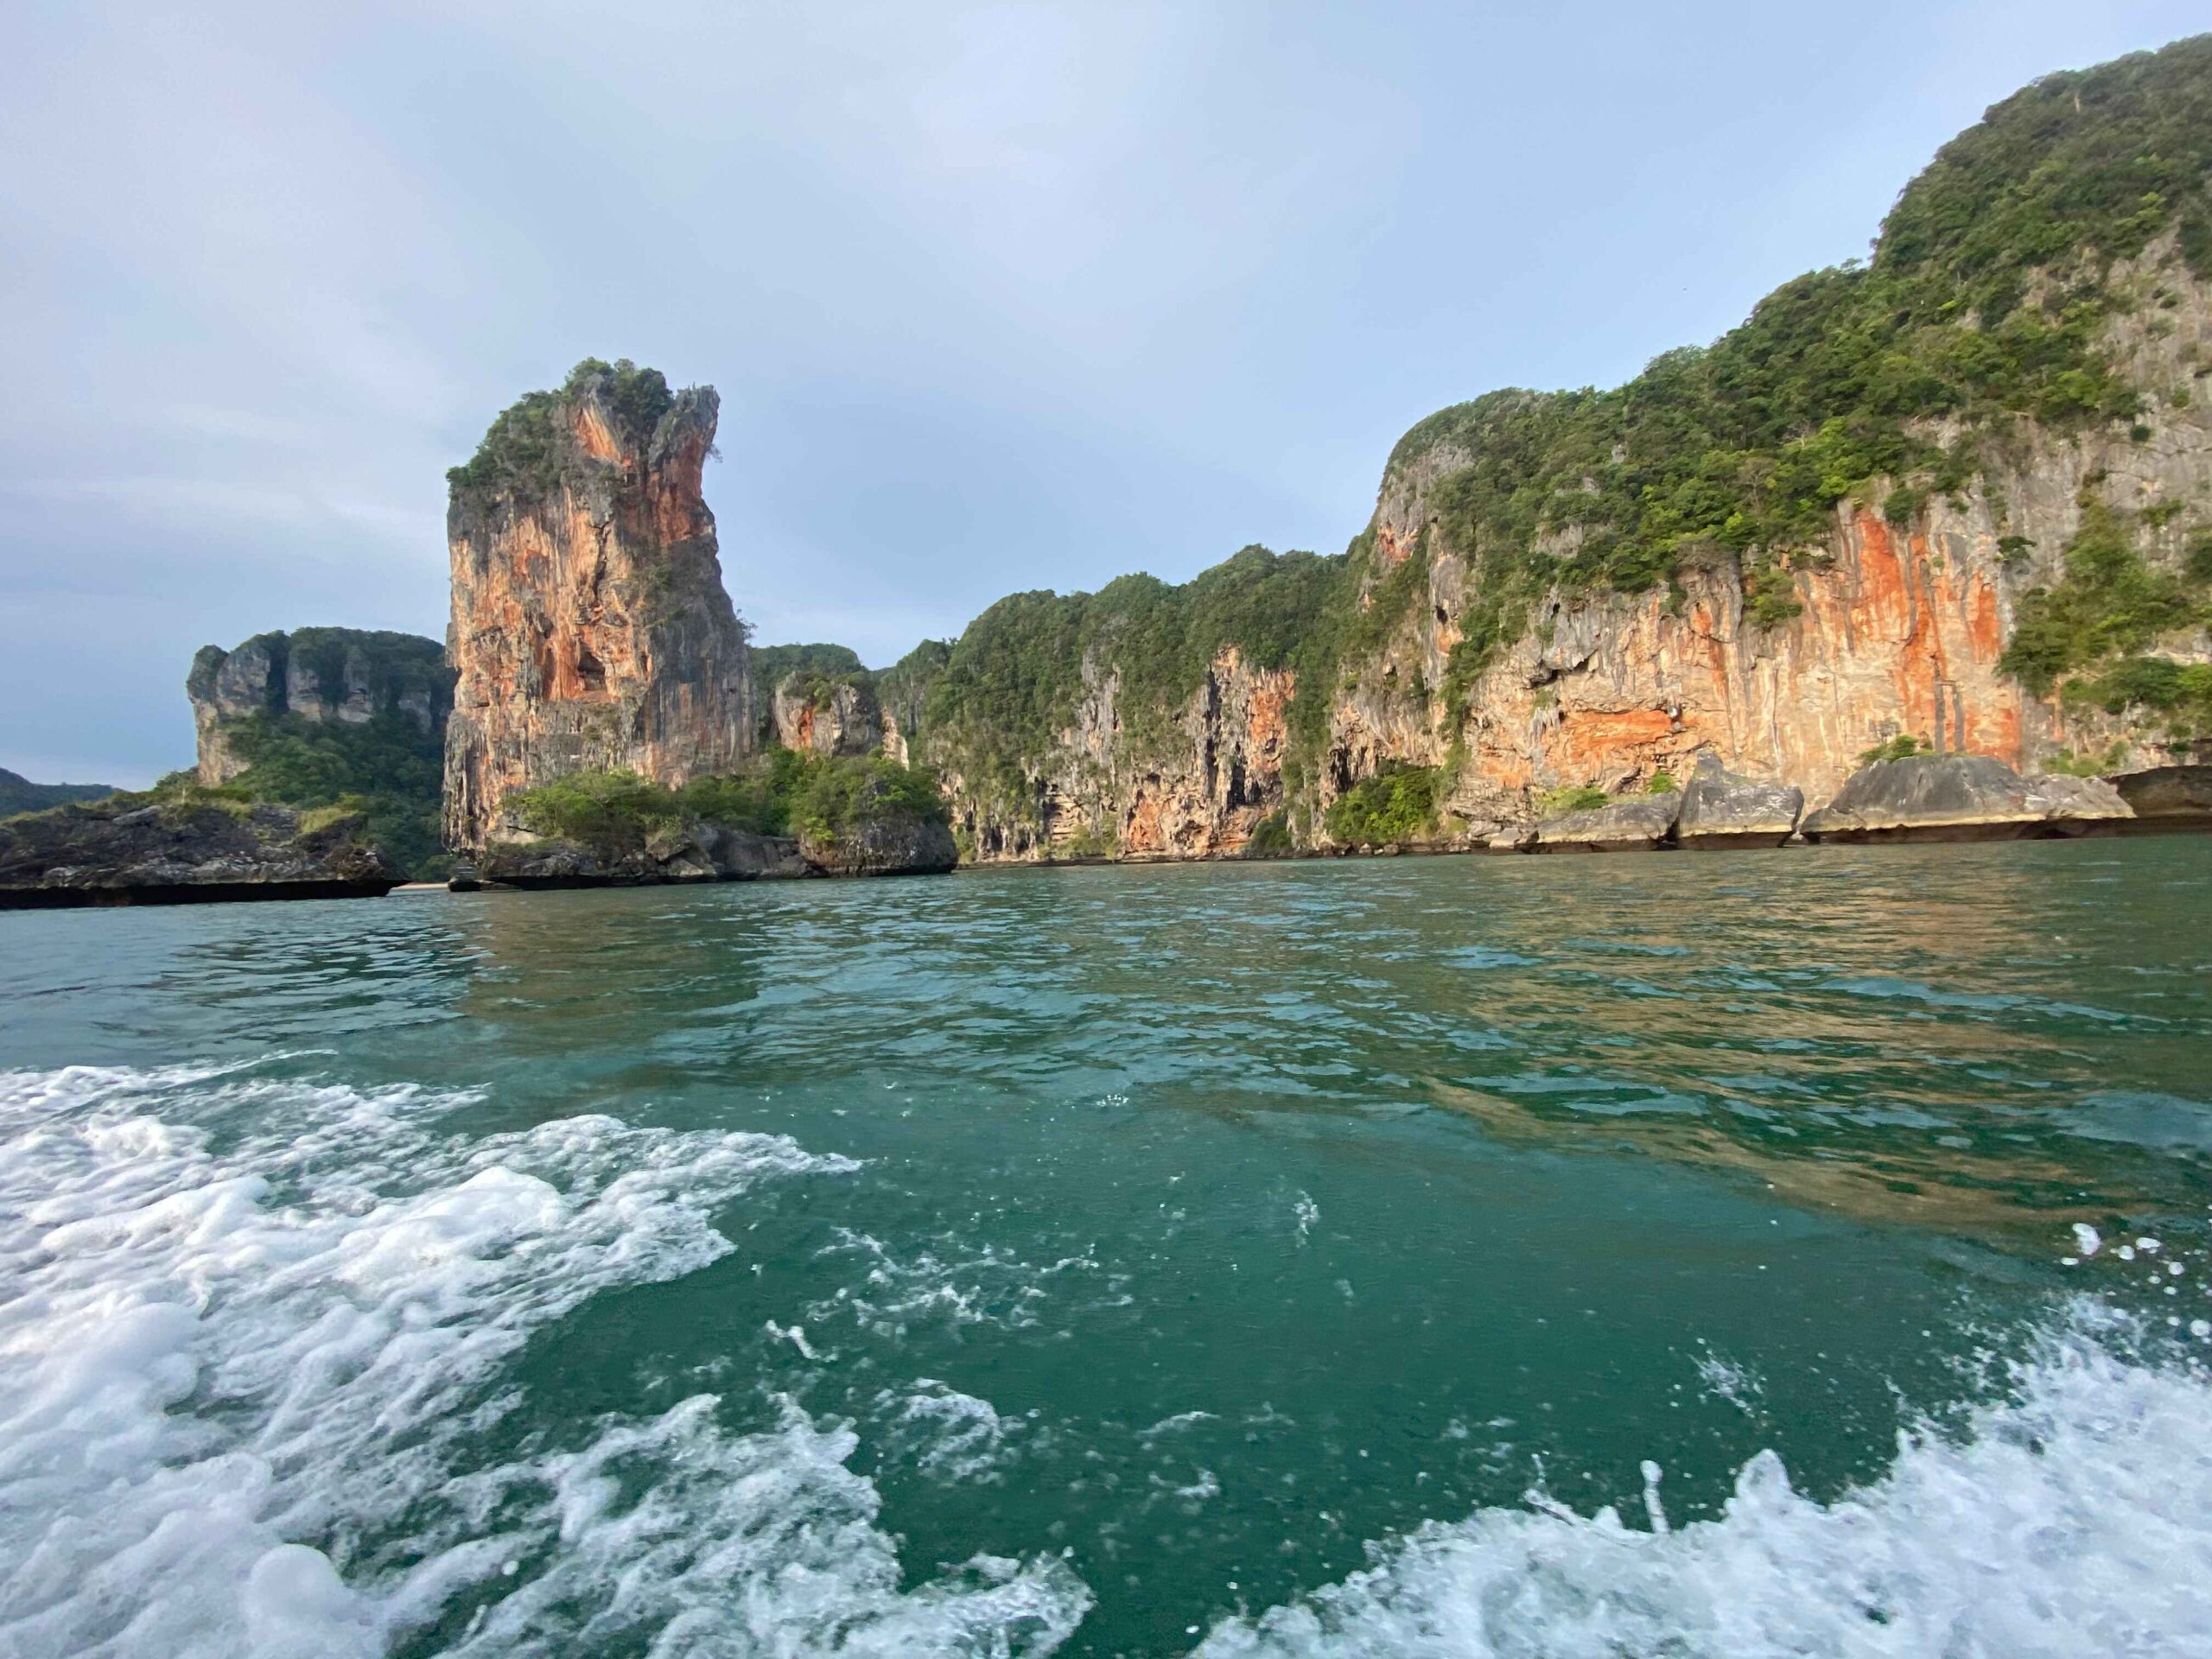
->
[[447, 358, 680, 493], [753, 643, 872, 716], [218, 715, 446, 875], [1999, 499, 2212, 738], [1323, 764, 1443, 845], [1858, 734, 1937, 767], [785, 755, 947, 848], [1534, 784, 1610, 817], [505, 750, 950, 855], [914, 544, 1357, 810], [180, 628, 453, 885], [875, 639, 953, 741], [168, 715, 446, 876], [1405, 36, 2211, 690], [187, 628, 453, 877], [2069, 657, 2212, 735], [1243, 810, 1294, 858]]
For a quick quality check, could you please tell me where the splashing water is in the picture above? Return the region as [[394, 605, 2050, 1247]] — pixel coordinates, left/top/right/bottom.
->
[[0, 1063, 1088, 1658], [1198, 1307, 2212, 1656]]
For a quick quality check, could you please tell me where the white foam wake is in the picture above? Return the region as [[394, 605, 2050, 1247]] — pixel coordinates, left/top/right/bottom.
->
[[1197, 1307, 2212, 1657], [0, 1062, 1089, 1658]]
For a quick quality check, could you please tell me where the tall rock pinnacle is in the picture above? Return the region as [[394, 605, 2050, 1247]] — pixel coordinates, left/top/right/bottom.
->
[[441, 359, 754, 850]]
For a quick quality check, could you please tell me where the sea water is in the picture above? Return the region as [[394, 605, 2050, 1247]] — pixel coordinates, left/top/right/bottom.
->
[[2, 838, 2209, 1656]]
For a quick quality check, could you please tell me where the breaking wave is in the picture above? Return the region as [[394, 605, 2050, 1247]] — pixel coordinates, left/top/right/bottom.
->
[[1199, 1306, 2212, 1656], [0, 1062, 1088, 1658]]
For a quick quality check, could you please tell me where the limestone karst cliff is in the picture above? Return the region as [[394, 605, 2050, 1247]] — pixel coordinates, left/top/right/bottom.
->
[[188, 628, 451, 785], [1317, 255, 2212, 839], [181, 627, 452, 875], [861, 36, 2212, 861], [442, 359, 753, 851], [751, 644, 885, 758], [425, 45, 2210, 870]]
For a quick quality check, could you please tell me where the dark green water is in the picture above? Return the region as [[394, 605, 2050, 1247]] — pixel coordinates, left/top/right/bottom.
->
[[3, 839, 2210, 1656]]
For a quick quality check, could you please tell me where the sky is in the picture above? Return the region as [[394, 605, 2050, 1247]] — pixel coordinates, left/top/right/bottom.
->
[[2, 1, 2205, 785]]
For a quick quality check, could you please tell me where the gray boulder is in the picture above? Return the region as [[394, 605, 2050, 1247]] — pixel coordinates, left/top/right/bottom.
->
[[695, 823, 817, 878], [2110, 765, 2212, 823], [1801, 753, 2132, 842], [799, 810, 958, 876], [1676, 753, 1802, 849], [0, 798, 403, 907], [1533, 793, 1680, 853]]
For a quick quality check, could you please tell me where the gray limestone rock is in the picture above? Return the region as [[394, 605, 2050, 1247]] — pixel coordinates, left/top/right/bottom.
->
[[1533, 793, 1680, 852], [188, 629, 453, 785], [1800, 753, 2133, 842], [0, 798, 403, 907], [798, 810, 959, 876], [475, 823, 810, 888], [2111, 765, 2212, 823], [1675, 753, 1803, 849]]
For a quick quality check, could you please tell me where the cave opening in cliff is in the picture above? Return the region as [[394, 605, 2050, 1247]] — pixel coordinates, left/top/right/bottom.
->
[[573, 643, 607, 695]]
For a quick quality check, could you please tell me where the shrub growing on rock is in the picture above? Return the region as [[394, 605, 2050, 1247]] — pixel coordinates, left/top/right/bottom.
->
[[1324, 765, 1441, 844]]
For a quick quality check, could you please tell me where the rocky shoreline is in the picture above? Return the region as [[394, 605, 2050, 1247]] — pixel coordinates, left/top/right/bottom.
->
[[0, 798, 402, 909], [8, 754, 2201, 909], [988, 756, 2212, 867], [457, 804, 957, 891]]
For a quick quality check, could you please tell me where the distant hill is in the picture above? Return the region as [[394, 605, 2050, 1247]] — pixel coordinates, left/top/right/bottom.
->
[[0, 769, 116, 817]]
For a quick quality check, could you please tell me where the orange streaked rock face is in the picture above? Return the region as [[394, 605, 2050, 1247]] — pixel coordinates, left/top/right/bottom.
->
[[943, 646, 1298, 862], [1340, 349, 2212, 828], [442, 371, 753, 851], [938, 423, 2202, 859], [927, 285, 2209, 862], [835, 257, 2212, 864], [769, 673, 883, 759]]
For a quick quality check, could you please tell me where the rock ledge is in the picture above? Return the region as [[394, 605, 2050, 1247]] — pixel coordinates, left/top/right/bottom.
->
[[0, 799, 403, 908], [1800, 754, 2133, 842]]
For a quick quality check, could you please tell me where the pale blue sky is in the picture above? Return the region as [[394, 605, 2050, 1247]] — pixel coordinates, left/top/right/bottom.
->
[[3, 1, 2205, 784]]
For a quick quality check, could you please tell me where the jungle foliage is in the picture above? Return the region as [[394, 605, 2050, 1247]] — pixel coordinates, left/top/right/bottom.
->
[[916, 544, 1357, 810], [1321, 764, 1443, 845], [210, 713, 448, 877], [505, 750, 950, 855], [448, 358, 681, 493]]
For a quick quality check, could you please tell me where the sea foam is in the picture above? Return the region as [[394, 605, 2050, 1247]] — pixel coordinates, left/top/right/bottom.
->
[[1197, 1306, 2212, 1657], [0, 1062, 1089, 1658], [8, 1062, 2212, 1656]]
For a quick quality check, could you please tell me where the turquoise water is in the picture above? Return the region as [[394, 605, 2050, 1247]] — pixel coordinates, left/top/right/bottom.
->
[[3, 839, 2210, 1655]]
